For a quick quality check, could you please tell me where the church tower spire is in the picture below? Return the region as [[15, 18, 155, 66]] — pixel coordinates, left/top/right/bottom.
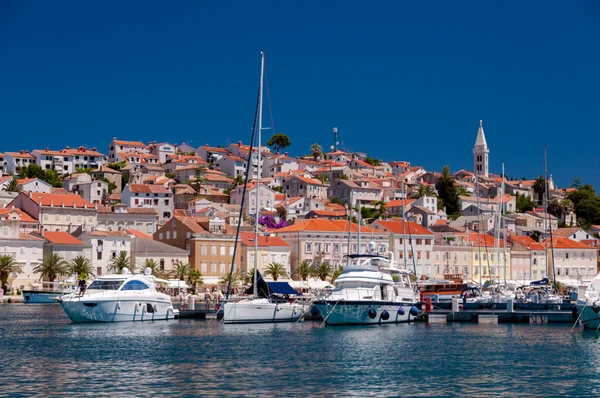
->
[[473, 120, 489, 177]]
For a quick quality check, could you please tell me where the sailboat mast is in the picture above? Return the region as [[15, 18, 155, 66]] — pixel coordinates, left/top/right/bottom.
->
[[402, 181, 408, 271], [253, 50, 265, 298], [357, 199, 361, 254], [475, 173, 483, 287], [502, 162, 507, 285]]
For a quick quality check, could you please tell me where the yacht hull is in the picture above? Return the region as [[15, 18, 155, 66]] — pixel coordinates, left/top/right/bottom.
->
[[22, 290, 68, 304], [577, 303, 600, 329], [222, 300, 308, 324], [60, 296, 177, 323], [314, 300, 418, 325]]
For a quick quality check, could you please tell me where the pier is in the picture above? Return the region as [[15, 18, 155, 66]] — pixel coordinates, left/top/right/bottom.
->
[[423, 309, 576, 324]]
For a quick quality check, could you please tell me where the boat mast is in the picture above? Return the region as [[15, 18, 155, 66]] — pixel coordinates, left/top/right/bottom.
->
[[502, 162, 507, 286], [544, 146, 557, 291], [253, 50, 265, 298], [402, 181, 408, 271], [475, 173, 483, 287], [357, 199, 361, 254]]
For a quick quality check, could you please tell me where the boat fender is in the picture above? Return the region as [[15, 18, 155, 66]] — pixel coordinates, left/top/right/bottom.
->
[[409, 306, 420, 317], [397, 306, 405, 316], [459, 304, 464, 310], [380, 310, 390, 321], [310, 306, 320, 316], [368, 308, 377, 319], [117, 301, 121, 310], [593, 302, 600, 314], [153, 304, 158, 313]]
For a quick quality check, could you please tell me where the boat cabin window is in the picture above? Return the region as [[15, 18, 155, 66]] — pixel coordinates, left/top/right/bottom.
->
[[87, 280, 123, 291], [121, 280, 150, 291]]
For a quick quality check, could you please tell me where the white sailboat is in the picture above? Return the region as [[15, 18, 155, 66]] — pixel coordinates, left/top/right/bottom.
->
[[222, 50, 308, 324]]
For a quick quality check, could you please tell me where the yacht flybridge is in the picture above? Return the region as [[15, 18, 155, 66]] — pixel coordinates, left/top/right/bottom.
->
[[59, 268, 178, 323], [314, 254, 420, 325]]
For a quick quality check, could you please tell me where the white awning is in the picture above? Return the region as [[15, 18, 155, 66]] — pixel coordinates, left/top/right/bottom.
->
[[288, 279, 334, 290], [166, 280, 190, 289]]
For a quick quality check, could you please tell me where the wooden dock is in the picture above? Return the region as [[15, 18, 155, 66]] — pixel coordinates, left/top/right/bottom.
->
[[424, 309, 577, 324]]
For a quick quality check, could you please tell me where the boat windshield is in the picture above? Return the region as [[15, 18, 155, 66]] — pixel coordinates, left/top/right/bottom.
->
[[87, 280, 124, 291]]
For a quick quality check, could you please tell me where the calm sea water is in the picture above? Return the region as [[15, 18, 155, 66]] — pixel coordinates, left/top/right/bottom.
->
[[1, 304, 600, 397]]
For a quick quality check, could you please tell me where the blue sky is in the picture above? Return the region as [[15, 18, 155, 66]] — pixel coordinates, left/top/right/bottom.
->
[[1, 1, 599, 188]]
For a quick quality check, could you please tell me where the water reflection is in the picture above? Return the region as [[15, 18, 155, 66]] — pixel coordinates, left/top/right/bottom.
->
[[2, 304, 600, 396]]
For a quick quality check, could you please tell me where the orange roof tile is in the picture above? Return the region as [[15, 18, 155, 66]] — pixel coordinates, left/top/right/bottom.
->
[[385, 199, 416, 208], [465, 233, 507, 248], [28, 192, 92, 208], [374, 220, 433, 235], [273, 219, 386, 234], [0, 208, 38, 223], [545, 237, 596, 249], [43, 231, 84, 245], [127, 184, 172, 194], [113, 139, 146, 147]]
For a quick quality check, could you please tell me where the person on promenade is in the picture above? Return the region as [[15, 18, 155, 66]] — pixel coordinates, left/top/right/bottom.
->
[[204, 288, 212, 309]]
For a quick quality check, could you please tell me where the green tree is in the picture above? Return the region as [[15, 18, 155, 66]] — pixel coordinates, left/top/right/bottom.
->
[[458, 186, 471, 197], [266, 133, 292, 153], [272, 186, 283, 193], [230, 174, 244, 189], [331, 265, 344, 283], [435, 166, 460, 216], [311, 262, 332, 281], [108, 251, 132, 274], [515, 193, 536, 213], [575, 197, 600, 227], [411, 185, 436, 199], [175, 261, 190, 281], [141, 259, 160, 275], [364, 157, 381, 166], [337, 173, 348, 180], [34, 253, 69, 282], [532, 175, 546, 205], [361, 200, 386, 222], [263, 262, 288, 281], [0, 254, 23, 294], [316, 174, 330, 184], [297, 260, 312, 281], [2, 177, 22, 193], [187, 269, 203, 294], [568, 184, 596, 208], [69, 256, 95, 279], [310, 143, 323, 161], [107, 161, 127, 171], [329, 197, 342, 205], [19, 164, 44, 179], [220, 271, 242, 287], [276, 205, 287, 221], [571, 178, 582, 189]]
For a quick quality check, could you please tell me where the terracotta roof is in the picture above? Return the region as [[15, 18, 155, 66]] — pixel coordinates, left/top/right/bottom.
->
[[0, 208, 37, 223], [92, 165, 121, 174], [174, 216, 207, 234], [18, 233, 44, 241], [204, 174, 232, 183], [113, 139, 146, 147], [126, 229, 153, 239], [385, 199, 416, 208], [201, 144, 229, 153], [465, 233, 507, 248], [6, 152, 35, 159], [28, 192, 93, 208], [274, 219, 386, 234], [127, 184, 172, 194], [43, 231, 84, 245], [509, 235, 544, 250], [292, 175, 324, 186], [554, 228, 584, 238], [374, 220, 433, 235], [308, 209, 347, 217], [545, 237, 596, 249], [239, 232, 289, 247]]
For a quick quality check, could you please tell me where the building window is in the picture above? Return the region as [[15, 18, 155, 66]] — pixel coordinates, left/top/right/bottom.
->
[[220, 263, 226, 273], [220, 246, 225, 256], [186, 232, 191, 239], [201, 245, 207, 255], [229, 246, 234, 256], [324, 243, 331, 254], [211, 262, 217, 273], [201, 262, 207, 273], [333, 244, 339, 254], [305, 243, 312, 253], [351, 244, 357, 254], [166, 231, 170, 239], [211, 245, 217, 256], [159, 233, 163, 240], [426, 252, 430, 260], [173, 231, 177, 239]]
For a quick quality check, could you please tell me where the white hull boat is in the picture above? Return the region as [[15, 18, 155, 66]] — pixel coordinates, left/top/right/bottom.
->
[[222, 298, 307, 324], [314, 254, 420, 326], [23, 290, 69, 304], [60, 271, 177, 323]]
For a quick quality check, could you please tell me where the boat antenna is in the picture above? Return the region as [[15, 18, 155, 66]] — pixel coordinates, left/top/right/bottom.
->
[[224, 55, 262, 301]]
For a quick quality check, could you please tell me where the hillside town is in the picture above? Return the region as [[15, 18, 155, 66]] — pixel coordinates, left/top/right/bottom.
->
[[1, 121, 599, 293]]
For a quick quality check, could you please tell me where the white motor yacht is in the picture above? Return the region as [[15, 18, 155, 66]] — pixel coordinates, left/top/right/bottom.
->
[[577, 273, 600, 329], [59, 268, 178, 323], [313, 254, 420, 325]]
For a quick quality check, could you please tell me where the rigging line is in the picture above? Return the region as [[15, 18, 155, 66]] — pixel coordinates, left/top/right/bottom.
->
[[224, 84, 261, 301], [263, 59, 276, 139]]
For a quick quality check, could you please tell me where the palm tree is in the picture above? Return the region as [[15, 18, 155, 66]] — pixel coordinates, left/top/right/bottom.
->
[[458, 186, 470, 197], [331, 265, 344, 283], [187, 269, 203, 294], [310, 143, 323, 161], [297, 260, 312, 281], [175, 261, 190, 281], [69, 256, 95, 279], [316, 174, 330, 184], [0, 254, 23, 293], [264, 262, 288, 281], [108, 251, 132, 274], [230, 174, 244, 189], [2, 177, 22, 193], [34, 253, 69, 282], [140, 258, 163, 277], [311, 262, 332, 281], [220, 271, 242, 288], [411, 185, 437, 199], [244, 269, 255, 284]]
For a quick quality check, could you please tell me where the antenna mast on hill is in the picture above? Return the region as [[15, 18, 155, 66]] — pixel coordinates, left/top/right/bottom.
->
[[331, 127, 339, 152]]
